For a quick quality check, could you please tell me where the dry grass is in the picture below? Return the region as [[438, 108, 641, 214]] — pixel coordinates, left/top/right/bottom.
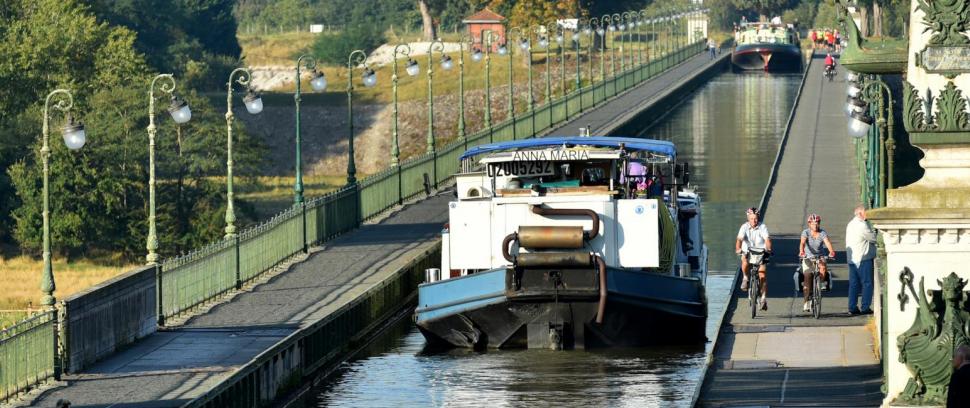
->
[[0, 256, 135, 329], [235, 175, 348, 218], [239, 32, 318, 66]]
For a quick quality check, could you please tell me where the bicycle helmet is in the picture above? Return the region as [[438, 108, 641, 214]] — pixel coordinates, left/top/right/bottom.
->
[[746, 207, 759, 216], [807, 213, 821, 223]]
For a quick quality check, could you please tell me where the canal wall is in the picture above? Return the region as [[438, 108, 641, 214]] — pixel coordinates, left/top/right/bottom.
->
[[183, 243, 440, 407], [618, 53, 731, 137]]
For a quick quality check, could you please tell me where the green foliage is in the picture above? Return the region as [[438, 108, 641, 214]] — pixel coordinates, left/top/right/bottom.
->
[[0, 0, 264, 259], [731, 0, 794, 19], [707, 0, 744, 31], [311, 25, 386, 66], [782, 0, 818, 28], [814, 0, 839, 29], [88, 0, 241, 90]]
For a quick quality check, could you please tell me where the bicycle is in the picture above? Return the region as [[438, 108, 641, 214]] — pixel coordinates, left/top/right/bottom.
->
[[800, 256, 830, 319], [743, 249, 768, 319], [824, 65, 836, 82]]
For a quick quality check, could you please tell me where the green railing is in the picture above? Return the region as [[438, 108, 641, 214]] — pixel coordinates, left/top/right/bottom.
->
[[0, 311, 56, 403], [155, 40, 705, 321]]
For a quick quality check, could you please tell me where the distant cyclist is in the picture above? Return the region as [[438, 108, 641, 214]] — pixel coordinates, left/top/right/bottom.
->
[[736, 207, 773, 311], [799, 213, 836, 312]]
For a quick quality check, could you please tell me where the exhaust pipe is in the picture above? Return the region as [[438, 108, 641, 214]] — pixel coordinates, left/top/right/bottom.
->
[[595, 255, 607, 324], [530, 206, 600, 240]]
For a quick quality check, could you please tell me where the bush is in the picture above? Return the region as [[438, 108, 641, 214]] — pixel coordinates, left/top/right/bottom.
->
[[311, 25, 385, 66]]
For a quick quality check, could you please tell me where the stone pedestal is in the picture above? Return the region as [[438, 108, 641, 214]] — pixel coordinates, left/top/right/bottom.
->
[[864, 0, 970, 405]]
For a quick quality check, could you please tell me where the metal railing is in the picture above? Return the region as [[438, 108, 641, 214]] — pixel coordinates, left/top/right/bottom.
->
[[0, 311, 56, 403]]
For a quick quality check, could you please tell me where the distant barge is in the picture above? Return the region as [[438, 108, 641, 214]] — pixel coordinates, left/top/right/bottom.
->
[[732, 22, 802, 71]]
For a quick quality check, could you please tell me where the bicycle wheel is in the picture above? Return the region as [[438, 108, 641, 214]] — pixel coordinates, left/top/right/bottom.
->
[[812, 271, 822, 319], [750, 274, 759, 319]]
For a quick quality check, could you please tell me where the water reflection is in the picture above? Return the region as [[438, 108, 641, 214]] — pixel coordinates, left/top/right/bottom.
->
[[308, 71, 802, 407]]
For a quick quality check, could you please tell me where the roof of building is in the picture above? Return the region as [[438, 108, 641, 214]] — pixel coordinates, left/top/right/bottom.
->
[[459, 136, 677, 160], [462, 8, 505, 23]]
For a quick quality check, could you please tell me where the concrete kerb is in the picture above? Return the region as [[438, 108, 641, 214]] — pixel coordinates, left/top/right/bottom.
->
[[689, 50, 813, 408], [541, 41, 707, 137], [608, 53, 730, 137]]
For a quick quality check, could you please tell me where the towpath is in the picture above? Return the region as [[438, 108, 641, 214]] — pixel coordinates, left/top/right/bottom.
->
[[698, 54, 884, 406]]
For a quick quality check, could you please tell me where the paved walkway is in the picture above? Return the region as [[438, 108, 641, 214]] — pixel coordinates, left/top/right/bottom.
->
[[27, 193, 451, 407], [547, 50, 728, 137], [698, 54, 884, 407], [23, 49, 723, 408]]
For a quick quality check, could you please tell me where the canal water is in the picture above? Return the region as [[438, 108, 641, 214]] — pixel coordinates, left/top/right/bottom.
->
[[301, 71, 803, 407]]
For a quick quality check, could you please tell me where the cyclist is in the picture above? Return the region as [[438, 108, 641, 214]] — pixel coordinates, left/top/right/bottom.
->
[[824, 53, 836, 72], [799, 213, 836, 312], [736, 207, 773, 311]]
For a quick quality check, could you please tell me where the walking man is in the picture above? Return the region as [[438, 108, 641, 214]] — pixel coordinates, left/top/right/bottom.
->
[[708, 39, 717, 59], [845, 206, 876, 315]]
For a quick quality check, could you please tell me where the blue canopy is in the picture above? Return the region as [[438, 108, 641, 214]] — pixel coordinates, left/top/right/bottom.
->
[[459, 136, 677, 161]]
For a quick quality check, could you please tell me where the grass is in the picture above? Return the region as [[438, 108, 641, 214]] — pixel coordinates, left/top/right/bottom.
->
[[239, 32, 318, 66], [0, 256, 136, 329], [236, 30, 683, 105], [235, 175, 348, 218]]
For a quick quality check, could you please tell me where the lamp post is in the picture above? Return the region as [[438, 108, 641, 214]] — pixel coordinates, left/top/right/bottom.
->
[[582, 19, 594, 92], [849, 76, 895, 206], [511, 27, 533, 136], [224, 68, 262, 240], [457, 35, 468, 144], [146, 74, 191, 265], [501, 29, 516, 139], [346, 50, 375, 185], [427, 40, 450, 153], [474, 30, 495, 138], [40, 89, 87, 308], [637, 12, 647, 82], [596, 17, 608, 100], [390, 44, 416, 166], [650, 16, 658, 74], [540, 24, 553, 125], [606, 14, 618, 82], [573, 28, 582, 111], [556, 27, 566, 102], [622, 12, 635, 84], [294, 55, 326, 204]]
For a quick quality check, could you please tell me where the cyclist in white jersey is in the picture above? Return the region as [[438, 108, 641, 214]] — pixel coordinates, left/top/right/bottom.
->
[[736, 207, 773, 310]]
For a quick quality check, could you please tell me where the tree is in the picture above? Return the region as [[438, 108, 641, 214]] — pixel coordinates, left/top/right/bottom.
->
[[731, 0, 794, 21]]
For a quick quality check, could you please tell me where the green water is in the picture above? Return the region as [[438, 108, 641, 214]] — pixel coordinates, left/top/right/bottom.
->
[[302, 71, 802, 407]]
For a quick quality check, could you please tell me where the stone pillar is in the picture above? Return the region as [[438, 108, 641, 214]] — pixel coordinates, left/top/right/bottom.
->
[[867, 0, 970, 405]]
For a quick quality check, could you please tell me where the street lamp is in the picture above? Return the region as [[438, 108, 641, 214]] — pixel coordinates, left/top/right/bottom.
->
[[346, 49, 374, 185], [390, 44, 414, 166], [427, 40, 449, 153], [573, 27, 582, 111], [224, 68, 262, 239], [39, 89, 86, 309], [557, 27, 566, 102], [540, 24, 552, 124], [856, 77, 897, 203], [847, 80, 862, 98], [457, 35, 470, 142], [293, 55, 325, 206], [848, 110, 874, 138], [846, 95, 867, 115], [507, 27, 527, 140], [608, 15, 619, 82], [146, 74, 191, 265], [477, 30, 497, 136]]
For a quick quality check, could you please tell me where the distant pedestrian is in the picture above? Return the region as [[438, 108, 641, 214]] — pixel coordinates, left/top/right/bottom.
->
[[948, 345, 970, 407], [809, 29, 817, 49], [708, 39, 717, 59], [845, 206, 876, 315], [834, 29, 842, 52]]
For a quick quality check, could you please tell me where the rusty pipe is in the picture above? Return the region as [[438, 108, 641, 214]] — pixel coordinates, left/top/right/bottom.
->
[[518, 226, 585, 249], [502, 233, 517, 263], [595, 255, 607, 325], [530, 205, 600, 240]]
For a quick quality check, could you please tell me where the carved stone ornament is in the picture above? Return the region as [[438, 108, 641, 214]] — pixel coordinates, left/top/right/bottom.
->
[[904, 81, 970, 133], [896, 271, 970, 405], [917, 0, 970, 46]]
